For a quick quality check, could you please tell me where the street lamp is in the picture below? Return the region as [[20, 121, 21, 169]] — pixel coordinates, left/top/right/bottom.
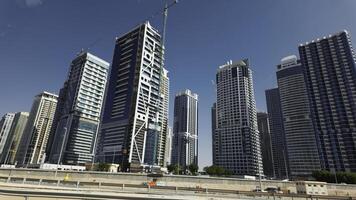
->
[[55, 127, 67, 178]]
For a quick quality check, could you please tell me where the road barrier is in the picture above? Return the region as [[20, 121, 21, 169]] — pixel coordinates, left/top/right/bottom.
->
[[0, 175, 353, 200]]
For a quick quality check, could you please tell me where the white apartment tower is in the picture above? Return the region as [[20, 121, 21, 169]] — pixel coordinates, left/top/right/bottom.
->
[[47, 52, 109, 165], [16, 92, 58, 165]]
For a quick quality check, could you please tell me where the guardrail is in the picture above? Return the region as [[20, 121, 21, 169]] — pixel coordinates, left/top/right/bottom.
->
[[0, 175, 353, 200]]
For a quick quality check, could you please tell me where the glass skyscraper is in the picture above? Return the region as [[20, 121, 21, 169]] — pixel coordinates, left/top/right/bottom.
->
[[299, 30, 356, 172], [257, 112, 274, 177], [265, 88, 289, 178], [0, 112, 29, 164], [276, 55, 321, 177], [171, 89, 198, 168]]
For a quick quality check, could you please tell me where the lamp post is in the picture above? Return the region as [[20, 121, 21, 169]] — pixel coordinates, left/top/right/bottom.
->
[[333, 168, 338, 184], [55, 127, 67, 178]]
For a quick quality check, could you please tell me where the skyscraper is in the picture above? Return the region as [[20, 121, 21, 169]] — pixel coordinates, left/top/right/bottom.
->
[[265, 88, 289, 178], [214, 59, 263, 176], [15, 92, 58, 165], [0, 112, 29, 164], [257, 112, 274, 177], [276, 55, 321, 177], [47, 52, 109, 165], [0, 113, 15, 156], [299, 30, 356, 172], [171, 89, 198, 168], [97, 22, 169, 171]]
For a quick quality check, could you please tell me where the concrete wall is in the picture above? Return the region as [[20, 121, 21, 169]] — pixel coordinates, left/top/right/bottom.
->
[[327, 184, 356, 197], [0, 168, 295, 192], [1, 168, 355, 196]]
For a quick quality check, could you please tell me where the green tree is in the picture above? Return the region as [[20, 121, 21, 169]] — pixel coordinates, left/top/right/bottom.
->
[[167, 164, 175, 173], [188, 164, 199, 175], [167, 164, 181, 175], [97, 163, 110, 171], [204, 165, 231, 177], [312, 170, 356, 184]]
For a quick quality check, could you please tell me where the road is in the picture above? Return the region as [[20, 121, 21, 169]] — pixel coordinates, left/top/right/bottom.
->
[[0, 183, 262, 200]]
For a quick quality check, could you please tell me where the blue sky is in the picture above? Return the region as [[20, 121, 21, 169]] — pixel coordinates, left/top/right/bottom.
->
[[1, 0, 356, 168]]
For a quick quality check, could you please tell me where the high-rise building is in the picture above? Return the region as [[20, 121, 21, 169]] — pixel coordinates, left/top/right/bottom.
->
[[299, 30, 356, 172], [214, 59, 263, 176], [171, 89, 198, 168], [15, 92, 58, 165], [265, 88, 289, 178], [0, 112, 29, 164], [0, 113, 15, 156], [276, 55, 321, 177], [211, 103, 217, 164], [97, 22, 169, 171], [257, 112, 274, 177], [47, 52, 109, 165]]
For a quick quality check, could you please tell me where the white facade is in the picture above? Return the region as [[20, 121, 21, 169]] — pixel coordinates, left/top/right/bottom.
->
[[40, 163, 85, 171], [48, 52, 109, 165], [164, 126, 173, 166], [16, 92, 58, 165], [157, 68, 170, 166]]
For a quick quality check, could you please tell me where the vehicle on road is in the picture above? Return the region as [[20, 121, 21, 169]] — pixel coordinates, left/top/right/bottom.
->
[[252, 188, 267, 193], [265, 186, 283, 194]]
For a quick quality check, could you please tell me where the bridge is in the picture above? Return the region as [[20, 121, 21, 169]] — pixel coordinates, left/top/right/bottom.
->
[[0, 168, 354, 199]]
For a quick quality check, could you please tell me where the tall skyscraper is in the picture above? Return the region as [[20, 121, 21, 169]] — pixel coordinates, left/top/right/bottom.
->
[[214, 59, 263, 176], [47, 52, 109, 165], [0, 112, 29, 164], [265, 88, 289, 178], [257, 112, 274, 177], [276, 55, 321, 177], [0, 113, 15, 156], [299, 30, 356, 172], [15, 92, 58, 165], [171, 89, 198, 168], [211, 103, 217, 165], [97, 22, 169, 171]]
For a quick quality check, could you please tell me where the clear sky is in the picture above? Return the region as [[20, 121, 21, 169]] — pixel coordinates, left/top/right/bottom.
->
[[1, 0, 356, 168]]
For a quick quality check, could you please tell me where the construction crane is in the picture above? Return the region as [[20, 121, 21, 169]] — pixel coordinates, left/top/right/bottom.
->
[[161, 0, 178, 49], [135, 0, 178, 167]]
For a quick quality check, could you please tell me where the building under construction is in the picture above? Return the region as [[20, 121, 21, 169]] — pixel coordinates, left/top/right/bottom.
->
[[97, 21, 170, 171]]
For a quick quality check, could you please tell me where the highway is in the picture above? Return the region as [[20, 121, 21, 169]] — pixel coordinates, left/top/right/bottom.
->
[[0, 168, 354, 199], [0, 179, 353, 200]]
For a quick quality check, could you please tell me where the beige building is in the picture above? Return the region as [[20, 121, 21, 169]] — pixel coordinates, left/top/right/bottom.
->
[[15, 92, 58, 166], [296, 181, 328, 195]]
